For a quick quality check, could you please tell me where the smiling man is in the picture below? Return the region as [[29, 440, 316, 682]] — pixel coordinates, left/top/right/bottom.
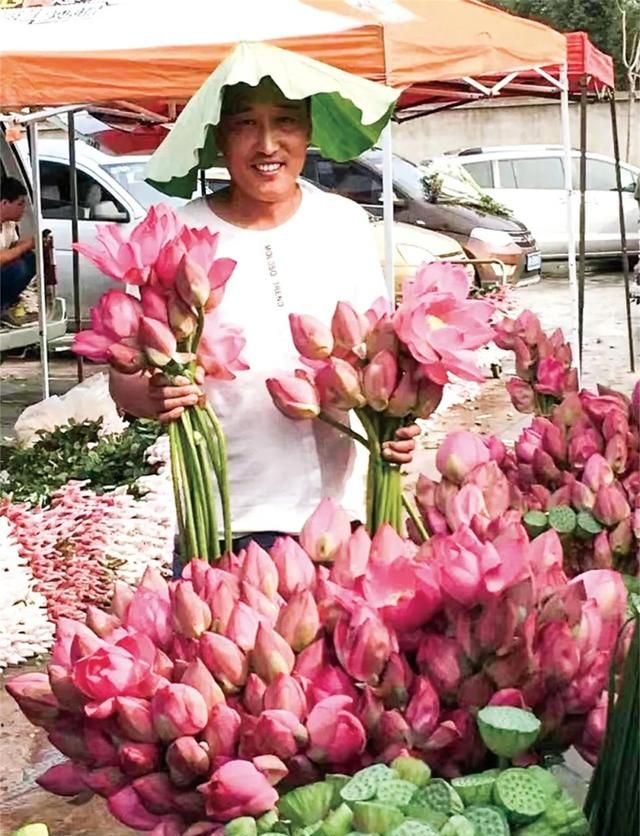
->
[[110, 77, 418, 554]]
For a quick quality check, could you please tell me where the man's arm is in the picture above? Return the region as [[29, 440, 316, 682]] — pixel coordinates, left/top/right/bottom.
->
[[0, 236, 35, 266]]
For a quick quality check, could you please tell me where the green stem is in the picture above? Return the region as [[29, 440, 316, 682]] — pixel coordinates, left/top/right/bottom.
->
[[356, 408, 382, 460], [193, 423, 220, 561], [402, 494, 429, 543], [318, 411, 370, 448], [168, 422, 187, 563], [171, 421, 197, 559], [204, 403, 233, 555], [179, 411, 209, 558]]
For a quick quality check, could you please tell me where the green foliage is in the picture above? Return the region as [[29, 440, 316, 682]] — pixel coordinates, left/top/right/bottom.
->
[[0, 418, 163, 505]]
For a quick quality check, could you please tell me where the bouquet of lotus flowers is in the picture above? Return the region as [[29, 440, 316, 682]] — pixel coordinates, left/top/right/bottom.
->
[[266, 263, 495, 536], [6, 497, 626, 833], [72, 206, 247, 562]]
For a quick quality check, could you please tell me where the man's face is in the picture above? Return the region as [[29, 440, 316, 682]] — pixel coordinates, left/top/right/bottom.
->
[[217, 84, 310, 205], [0, 196, 26, 223]]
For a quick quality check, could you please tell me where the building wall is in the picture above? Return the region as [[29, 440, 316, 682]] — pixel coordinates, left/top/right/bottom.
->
[[392, 93, 640, 168]]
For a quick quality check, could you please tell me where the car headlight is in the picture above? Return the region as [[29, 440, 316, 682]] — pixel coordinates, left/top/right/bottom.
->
[[470, 228, 514, 247], [396, 244, 437, 266]]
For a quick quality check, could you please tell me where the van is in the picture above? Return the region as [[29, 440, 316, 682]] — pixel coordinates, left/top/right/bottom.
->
[[448, 145, 640, 260]]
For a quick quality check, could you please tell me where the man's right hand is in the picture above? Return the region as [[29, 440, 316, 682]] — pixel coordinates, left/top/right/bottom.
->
[[149, 368, 205, 422], [18, 235, 35, 252]]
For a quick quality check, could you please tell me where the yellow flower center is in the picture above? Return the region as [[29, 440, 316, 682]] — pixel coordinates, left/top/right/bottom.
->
[[426, 314, 446, 330]]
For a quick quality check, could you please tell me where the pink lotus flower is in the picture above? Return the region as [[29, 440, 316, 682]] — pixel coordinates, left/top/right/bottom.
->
[[107, 342, 144, 374], [5, 672, 60, 728], [225, 602, 260, 653], [252, 754, 289, 786], [199, 632, 248, 693], [197, 312, 248, 380], [331, 301, 369, 357], [436, 431, 491, 484], [73, 289, 143, 362], [270, 537, 316, 599], [166, 736, 210, 785], [582, 453, 615, 492], [151, 683, 209, 741], [155, 225, 235, 303], [406, 676, 440, 744], [168, 292, 198, 340], [593, 484, 630, 526], [114, 696, 157, 742], [175, 254, 213, 309], [363, 350, 398, 411], [417, 634, 466, 696], [246, 708, 308, 760], [125, 586, 172, 650], [132, 772, 175, 815], [299, 497, 351, 563], [276, 590, 320, 652], [172, 581, 212, 639], [36, 760, 88, 796], [251, 624, 296, 683], [315, 358, 366, 411], [306, 695, 367, 763], [199, 759, 278, 821], [330, 526, 371, 588], [535, 356, 567, 397], [202, 704, 242, 758], [140, 285, 169, 323], [108, 784, 165, 830], [263, 673, 308, 719], [266, 373, 320, 420], [139, 316, 177, 368], [387, 370, 419, 417], [240, 541, 279, 600], [243, 673, 267, 716], [506, 378, 536, 413], [494, 310, 542, 349], [180, 659, 225, 713], [119, 740, 161, 777], [72, 638, 156, 704], [334, 607, 394, 684], [394, 262, 494, 383], [538, 623, 581, 686], [289, 313, 334, 360]]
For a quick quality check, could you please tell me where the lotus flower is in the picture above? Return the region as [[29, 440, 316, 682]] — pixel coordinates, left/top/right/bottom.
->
[[197, 313, 248, 380], [199, 760, 278, 821], [435, 431, 490, 484], [315, 358, 366, 411], [139, 316, 178, 368], [73, 289, 143, 362], [334, 607, 394, 684], [363, 350, 398, 411], [406, 676, 440, 744], [201, 704, 242, 758], [299, 498, 351, 563], [306, 695, 366, 763], [246, 708, 308, 760], [266, 373, 320, 420], [199, 632, 248, 693], [276, 591, 320, 652], [151, 683, 209, 741], [506, 378, 536, 413], [263, 673, 308, 719], [331, 301, 369, 357], [172, 581, 212, 639], [270, 537, 316, 599], [289, 313, 334, 360]]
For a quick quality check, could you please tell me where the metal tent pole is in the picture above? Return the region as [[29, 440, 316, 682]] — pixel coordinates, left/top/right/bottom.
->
[[560, 63, 581, 384], [68, 112, 84, 382], [381, 123, 395, 302], [578, 76, 588, 364], [27, 121, 50, 399], [609, 91, 636, 372]]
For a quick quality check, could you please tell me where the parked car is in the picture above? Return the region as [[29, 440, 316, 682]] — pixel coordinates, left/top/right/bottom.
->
[[0, 130, 67, 353], [447, 144, 640, 260], [301, 148, 542, 287]]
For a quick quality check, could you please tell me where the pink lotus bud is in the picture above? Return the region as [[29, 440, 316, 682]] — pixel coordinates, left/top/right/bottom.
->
[[299, 497, 351, 563], [199, 759, 278, 821], [605, 433, 628, 473], [358, 686, 384, 733], [377, 652, 413, 709], [572, 480, 595, 510], [289, 313, 333, 360], [243, 673, 267, 715], [140, 285, 169, 323], [577, 694, 608, 766], [85, 605, 121, 639], [331, 526, 371, 588], [331, 301, 369, 357], [270, 536, 316, 600], [315, 357, 366, 410], [248, 709, 308, 760], [168, 292, 198, 340], [132, 773, 175, 814], [36, 760, 88, 796], [206, 576, 239, 634], [252, 754, 288, 786], [458, 673, 494, 710], [266, 374, 320, 420], [107, 342, 144, 374], [276, 590, 320, 652], [387, 370, 418, 417], [465, 460, 510, 520], [568, 429, 604, 469], [593, 530, 613, 568], [83, 766, 127, 798], [200, 632, 248, 693], [5, 672, 60, 728], [263, 673, 308, 720], [375, 709, 412, 749], [406, 676, 440, 744], [176, 254, 210, 308], [533, 448, 562, 483], [436, 431, 490, 484], [202, 703, 242, 758], [535, 356, 567, 397], [139, 316, 177, 368], [538, 623, 581, 686], [113, 696, 157, 743], [334, 609, 394, 685], [119, 741, 161, 777], [181, 658, 226, 712], [610, 517, 632, 557], [241, 582, 280, 626], [47, 664, 85, 713], [583, 453, 615, 492], [111, 580, 135, 619], [602, 408, 629, 441], [251, 624, 295, 683], [542, 421, 567, 462], [506, 377, 536, 413], [293, 637, 327, 681], [172, 580, 212, 639], [84, 724, 117, 768], [415, 377, 444, 419], [225, 601, 260, 652], [417, 634, 466, 696], [363, 350, 398, 411], [240, 541, 279, 599], [489, 688, 528, 709], [306, 695, 367, 764], [151, 683, 208, 742], [108, 785, 165, 830], [166, 736, 210, 786], [593, 484, 630, 527]]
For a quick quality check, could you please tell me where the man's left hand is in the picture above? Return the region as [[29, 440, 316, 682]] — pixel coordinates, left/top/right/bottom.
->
[[381, 424, 421, 465]]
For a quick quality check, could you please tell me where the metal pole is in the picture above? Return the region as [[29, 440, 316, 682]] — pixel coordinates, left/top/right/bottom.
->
[[560, 63, 581, 385], [381, 123, 395, 302], [578, 76, 588, 364], [27, 121, 50, 399], [68, 112, 84, 382], [610, 91, 636, 372]]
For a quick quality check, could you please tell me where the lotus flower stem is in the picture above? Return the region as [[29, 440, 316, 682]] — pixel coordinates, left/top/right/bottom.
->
[[318, 412, 370, 448], [178, 413, 209, 557], [401, 494, 429, 543], [168, 422, 188, 562], [193, 427, 221, 561], [204, 403, 233, 554], [170, 421, 198, 559]]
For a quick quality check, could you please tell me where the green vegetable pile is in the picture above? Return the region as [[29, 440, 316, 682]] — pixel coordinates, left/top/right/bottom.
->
[[224, 757, 590, 836], [0, 418, 163, 505]]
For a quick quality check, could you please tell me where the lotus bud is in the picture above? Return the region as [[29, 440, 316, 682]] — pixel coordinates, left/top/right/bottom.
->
[[202, 703, 242, 758], [593, 530, 613, 568], [181, 658, 226, 712], [375, 709, 412, 748], [151, 683, 209, 742], [488, 688, 528, 709], [113, 696, 157, 743], [200, 632, 248, 692], [252, 755, 288, 786], [83, 765, 128, 797], [139, 316, 177, 368], [47, 664, 85, 712], [168, 292, 198, 341], [269, 537, 315, 601], [605, 433, 628, 473], [583, 453, 615, 492], [593, 484, 630, 527], [306, 695, 367, 764], [166, 736, 210, 786], [289, 313, 333, 360], [199, 759, 279, 821], [176, 254, 211, 309], [331, 526, 371, 588], [249, 709, 308, 760], [415, 377, 444, 420], [252, 624, 296, 683], [263, 673, 308, 719], [240, 541, 279, 600], [434, 478, 459, 515], [293, 637, 327, 681], [358, 686, 384, 733], [568, 429, 603, 469], [436, 431, 490, 484], [48, 720, 90, 761], [542, 421, 566, 462], [572, 481, 595, 511], [281, 754, 320, 789], [172, 580, 212, 639], [377, 652, 413, 709], [533, 448, 562, 483], [299, 497, 351, 563], [5, 672, 60, 728], [387, 370, 418, 417], [119, 741, 161, 777], [108, 785, 165, 831], [315, 357, 366, 410], [266, 373, 320, 420], [132, 772, 175, 814], [331, 301, 369, 357], [535, 356, 567, 397], [609, 517, 632, 557], [548, 484, 572, 507], [241, 582, 280, 627], [538, 623, 581, 686], [275, 590, 320, 652], [458, 673, 494, 711], [35, 760, 88, 796], [506, 377, 535, 413], [243, 673, 267, 716], [111, 580, 135, 619], [334, 609, 394, 685], [405, 676, 440, 744], [417, 634, 466, 696], [362, 350, 398, 411]]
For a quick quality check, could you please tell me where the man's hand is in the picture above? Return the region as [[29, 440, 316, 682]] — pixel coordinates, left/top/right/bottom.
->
[[18, 235, 35, 252], [381, 423, 421, 465], [149, 368, 205, 422]]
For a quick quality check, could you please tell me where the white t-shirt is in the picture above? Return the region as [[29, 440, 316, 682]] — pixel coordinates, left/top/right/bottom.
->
[[0, 221, 18, 250], [179, 184, 386, 536]]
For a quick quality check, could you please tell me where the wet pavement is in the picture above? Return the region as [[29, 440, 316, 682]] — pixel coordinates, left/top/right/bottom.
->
[[0, 272, 636, 834]]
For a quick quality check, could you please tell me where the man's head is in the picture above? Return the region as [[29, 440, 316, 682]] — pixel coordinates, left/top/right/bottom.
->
[[216, 77, 311, 205], [0, 177, 28, 223]]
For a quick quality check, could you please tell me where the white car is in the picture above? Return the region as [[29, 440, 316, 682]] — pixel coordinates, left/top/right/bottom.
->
[[444, 144, 640, 260]]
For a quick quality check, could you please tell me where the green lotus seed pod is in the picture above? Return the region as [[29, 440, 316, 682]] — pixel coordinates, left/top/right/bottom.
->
[[391, 756, 431, 788], [477, 706, 541, 758]]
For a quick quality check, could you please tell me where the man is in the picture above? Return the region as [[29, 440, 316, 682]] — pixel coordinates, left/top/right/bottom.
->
[[1, 176, 36, 325], [110, 79, 418, 552]]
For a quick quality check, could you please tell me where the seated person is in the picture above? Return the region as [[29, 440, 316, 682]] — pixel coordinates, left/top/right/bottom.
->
[[1, 177, 36, 326]]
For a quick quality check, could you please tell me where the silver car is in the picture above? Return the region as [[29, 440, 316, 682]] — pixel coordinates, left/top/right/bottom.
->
[[444, 145, 640, 260]]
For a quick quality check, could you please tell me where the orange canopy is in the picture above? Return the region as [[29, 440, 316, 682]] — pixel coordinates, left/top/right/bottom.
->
[[0, 0, 566, 109]]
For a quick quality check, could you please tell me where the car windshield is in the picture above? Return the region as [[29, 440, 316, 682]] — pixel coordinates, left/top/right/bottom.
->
[[102, 161, 191, 209], [364, 151, 425, 200]]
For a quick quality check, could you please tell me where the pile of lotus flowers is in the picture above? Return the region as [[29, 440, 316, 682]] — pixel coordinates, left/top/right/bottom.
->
[[73, 204, 248, 561], [6, 498, 627, 834], [494, 310, 578, 415], [267, 262, 495, 535]]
